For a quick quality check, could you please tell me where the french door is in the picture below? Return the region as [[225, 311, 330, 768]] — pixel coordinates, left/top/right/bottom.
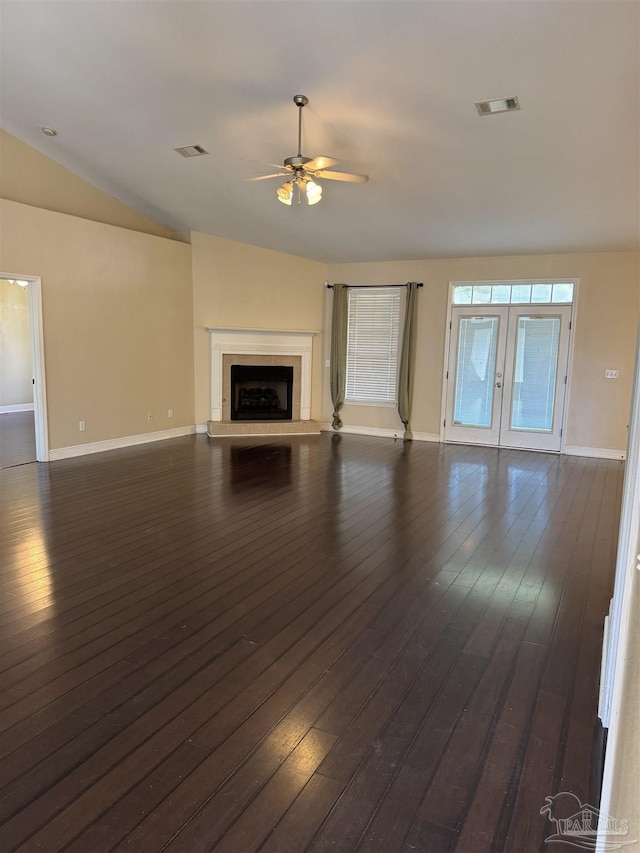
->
[[444, 305, 572, 451]]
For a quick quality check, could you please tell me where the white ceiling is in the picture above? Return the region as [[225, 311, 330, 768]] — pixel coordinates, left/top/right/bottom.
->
[[1, 0, 638, 264]]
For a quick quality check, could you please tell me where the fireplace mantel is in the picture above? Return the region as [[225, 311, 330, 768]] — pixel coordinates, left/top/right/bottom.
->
[[207, 327, 318, 422]]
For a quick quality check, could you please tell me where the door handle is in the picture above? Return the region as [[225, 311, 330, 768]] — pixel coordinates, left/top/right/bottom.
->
[[495, 382, 502, 388]]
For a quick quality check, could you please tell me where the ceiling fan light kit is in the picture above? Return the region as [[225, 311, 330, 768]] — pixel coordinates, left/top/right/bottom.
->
[[255, 94, 368, 207]]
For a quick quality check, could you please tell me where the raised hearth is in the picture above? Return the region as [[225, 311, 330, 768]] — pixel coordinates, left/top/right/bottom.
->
[[207, 419, 321, 437]]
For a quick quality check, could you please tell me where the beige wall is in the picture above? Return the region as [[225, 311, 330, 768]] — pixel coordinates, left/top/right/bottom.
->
[[0, 199, 194, 449], [0, 130, 175, 240], [191, 231, 326, 425], [0, 278, 32, 407], [327, 252, 640, 453]]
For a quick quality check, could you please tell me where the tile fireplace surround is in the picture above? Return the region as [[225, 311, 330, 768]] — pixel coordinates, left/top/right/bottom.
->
[[206, 327, 320, 436]]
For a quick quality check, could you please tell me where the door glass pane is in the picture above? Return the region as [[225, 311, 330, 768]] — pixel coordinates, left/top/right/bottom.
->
[[454, 316, 499, 427], [510, 316, 561, 432]]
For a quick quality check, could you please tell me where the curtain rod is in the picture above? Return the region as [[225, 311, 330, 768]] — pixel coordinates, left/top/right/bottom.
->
[[325, 282, 423, 289]]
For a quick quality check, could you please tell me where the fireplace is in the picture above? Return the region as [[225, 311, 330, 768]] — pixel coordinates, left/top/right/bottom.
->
[[230, 365, 293, 421], [207, 328, 318, 427]]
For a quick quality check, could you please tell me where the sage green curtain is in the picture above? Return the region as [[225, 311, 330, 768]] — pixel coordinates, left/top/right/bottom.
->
[[330, 284, 349, 430], [398, 282, 419, 440]]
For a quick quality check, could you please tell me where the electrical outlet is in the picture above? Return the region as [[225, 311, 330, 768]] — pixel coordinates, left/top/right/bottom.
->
[[147, 412, 153, 421], [168, 409, 173, 418], [79, 420, 86, 432], [604, 369, 619, 380], [325, 360, 330, 368]]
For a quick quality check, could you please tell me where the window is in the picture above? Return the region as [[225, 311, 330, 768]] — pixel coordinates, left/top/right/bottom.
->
[[345, 287, 402, 403], [452, 281, 574, 305]]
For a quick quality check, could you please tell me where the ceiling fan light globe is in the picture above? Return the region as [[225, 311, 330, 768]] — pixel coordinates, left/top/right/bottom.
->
[[276, 181, 293, 205], [306, 179, 322, 205]]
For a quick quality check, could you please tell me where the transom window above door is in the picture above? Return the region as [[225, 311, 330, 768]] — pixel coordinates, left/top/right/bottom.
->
[[452, 281, 575, 306]]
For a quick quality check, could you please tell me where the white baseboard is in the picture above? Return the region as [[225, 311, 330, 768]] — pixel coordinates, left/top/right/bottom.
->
[[564, 444, 626, 460], [49, 425, 196, 461], [0, 403, 34, 414], [320, 423, 440, 443], [412, 430, 442, 443], [195, 423, 208, 434], [317, 428, 626, 458]]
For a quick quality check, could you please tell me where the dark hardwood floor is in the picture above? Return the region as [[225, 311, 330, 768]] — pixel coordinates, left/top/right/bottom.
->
[[0, 412, 36, 469], [0, 433, 623, 852]]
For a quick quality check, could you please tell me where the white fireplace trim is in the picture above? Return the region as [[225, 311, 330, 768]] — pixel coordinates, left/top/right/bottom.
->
[[207, 327, 318, 422]]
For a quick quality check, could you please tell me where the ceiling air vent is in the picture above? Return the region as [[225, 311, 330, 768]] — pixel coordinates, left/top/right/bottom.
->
[[475, 96, 520, 116], [174, 144, 209, 157]]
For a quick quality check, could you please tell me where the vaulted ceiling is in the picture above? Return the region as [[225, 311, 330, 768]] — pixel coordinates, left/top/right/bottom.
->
[[1, 0, 638, 263]]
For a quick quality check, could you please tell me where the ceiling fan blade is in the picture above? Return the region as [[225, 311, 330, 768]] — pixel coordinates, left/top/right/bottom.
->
[[314, 169, 369, 184], [247, 173, 290, 182], [305, 156, 338, 171]]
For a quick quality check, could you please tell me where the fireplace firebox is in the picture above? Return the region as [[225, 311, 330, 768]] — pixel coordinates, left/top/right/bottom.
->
[[230, 365, 294, 421]]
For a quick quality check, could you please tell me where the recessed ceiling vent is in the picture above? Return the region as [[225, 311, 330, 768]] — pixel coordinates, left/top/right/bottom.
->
[[174, 144, 209, 157], [475, 96, 520, 116]]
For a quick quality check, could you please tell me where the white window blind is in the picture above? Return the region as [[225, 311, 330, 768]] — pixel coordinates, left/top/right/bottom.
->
[[510, 316, 561, 432], [345, 287, 401, 403]]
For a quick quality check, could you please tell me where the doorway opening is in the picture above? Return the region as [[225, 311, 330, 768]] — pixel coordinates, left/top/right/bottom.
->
[[443, 280, 576, 452], [0, 273, 48, 465]]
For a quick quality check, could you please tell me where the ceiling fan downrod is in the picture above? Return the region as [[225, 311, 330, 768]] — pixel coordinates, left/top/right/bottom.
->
[[284, 95, 311, 171], [293, 94, 308, 156]]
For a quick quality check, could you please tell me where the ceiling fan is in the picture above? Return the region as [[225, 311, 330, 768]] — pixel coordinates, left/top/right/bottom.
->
[[250, 95, 368, 206]]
